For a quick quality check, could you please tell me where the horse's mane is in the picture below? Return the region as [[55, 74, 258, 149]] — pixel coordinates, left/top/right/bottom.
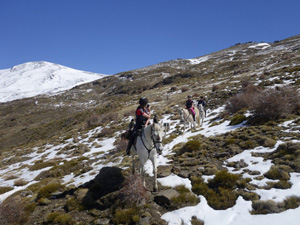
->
[[153, 115, 159, 124]]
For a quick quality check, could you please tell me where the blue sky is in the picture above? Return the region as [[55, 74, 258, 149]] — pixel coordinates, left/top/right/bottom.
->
[[1, 0, 299, 75]]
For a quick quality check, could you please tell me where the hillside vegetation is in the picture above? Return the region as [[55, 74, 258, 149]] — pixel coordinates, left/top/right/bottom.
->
[[1, 34, 300, 224]]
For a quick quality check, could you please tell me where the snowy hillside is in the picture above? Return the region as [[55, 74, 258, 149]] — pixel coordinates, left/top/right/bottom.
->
[[0, 61, 107, 102]]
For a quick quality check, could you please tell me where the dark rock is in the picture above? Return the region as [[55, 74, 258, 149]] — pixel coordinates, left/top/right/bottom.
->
[[214, 152, 230, 159], [154, 195, 171, 207]]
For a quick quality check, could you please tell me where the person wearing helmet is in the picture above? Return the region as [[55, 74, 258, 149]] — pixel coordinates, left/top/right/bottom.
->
[[197, 96, 206, 117], [185, 95, 195, 121], [135, 97, 151, 129], [126, 97, 151, 155]]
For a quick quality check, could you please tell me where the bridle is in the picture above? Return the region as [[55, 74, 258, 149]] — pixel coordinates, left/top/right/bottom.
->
[[140, 124, 163, 156]]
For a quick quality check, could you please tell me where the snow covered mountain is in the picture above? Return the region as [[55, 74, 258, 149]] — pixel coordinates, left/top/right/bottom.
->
[[0, 61, 107, 102]]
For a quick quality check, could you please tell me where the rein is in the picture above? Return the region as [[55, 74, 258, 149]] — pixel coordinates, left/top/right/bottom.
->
[[140, 125, 162, 157]]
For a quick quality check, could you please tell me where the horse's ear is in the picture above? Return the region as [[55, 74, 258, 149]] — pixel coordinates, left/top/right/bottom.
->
[[153, 115, 159, 124]]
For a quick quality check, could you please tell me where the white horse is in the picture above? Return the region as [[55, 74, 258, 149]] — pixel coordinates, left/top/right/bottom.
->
[[197, 104, 205, 126], [130, 121, 164, 192], [179, 107, 200, 130]]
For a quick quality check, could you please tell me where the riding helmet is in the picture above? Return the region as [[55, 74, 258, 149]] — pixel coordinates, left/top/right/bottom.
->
[[139, 97, 148, 106]]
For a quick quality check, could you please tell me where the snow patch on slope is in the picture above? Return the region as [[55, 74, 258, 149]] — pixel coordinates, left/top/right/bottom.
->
[[0, 61, 107, 102]]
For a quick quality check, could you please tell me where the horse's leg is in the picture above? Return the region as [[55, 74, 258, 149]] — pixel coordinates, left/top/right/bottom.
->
[[152, 154, 158, 192], [139, 159, 146, 187]]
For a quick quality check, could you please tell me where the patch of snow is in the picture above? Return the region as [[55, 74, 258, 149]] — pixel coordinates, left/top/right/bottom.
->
[[249, 43, 271, 50], [188, 56, 210, 65], [0, 61, 107, 102]]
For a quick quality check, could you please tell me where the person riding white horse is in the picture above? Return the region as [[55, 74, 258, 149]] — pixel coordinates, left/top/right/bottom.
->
[[126, 97, 164, 191], [126, 97, 151, 155], [185, 95, 196, 122], [197, 104, 205, 126], [197, 96, 206, 117]]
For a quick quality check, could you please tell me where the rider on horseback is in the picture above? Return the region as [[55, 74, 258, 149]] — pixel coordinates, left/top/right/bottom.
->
[[126, 97, 151, 155], [197, 96, 206, 117], [185, 95, 196, 121]]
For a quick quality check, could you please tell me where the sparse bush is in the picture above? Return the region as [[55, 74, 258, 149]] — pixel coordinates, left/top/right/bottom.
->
[[123, 109, 135, 118], [14, 179, 28, 186], [170, 86, 178, 92], [258, 136, 276, 147], [251, 89, 291, 120], [115, 139, 128, 152], [155, 96, 163, 102], [181, 87, 188, 92], [86, 115, 102, 128], [97, 128, 114, 137], [251, 200, 280, 214], [100, 113, 119, 124], [212, 85, 220, 92], [4, 174, 18, 180], [120, 174, 148, 204]]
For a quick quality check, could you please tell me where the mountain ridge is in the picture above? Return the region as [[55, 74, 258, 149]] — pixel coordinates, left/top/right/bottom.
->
[[0, 61, 107, 103]]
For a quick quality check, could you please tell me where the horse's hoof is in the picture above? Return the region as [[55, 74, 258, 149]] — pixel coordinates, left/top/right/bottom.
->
[[153, 187, 158, 192]]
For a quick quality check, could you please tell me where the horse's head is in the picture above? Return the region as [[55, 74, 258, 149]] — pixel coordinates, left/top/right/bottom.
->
[[151, 123, 164, 154]]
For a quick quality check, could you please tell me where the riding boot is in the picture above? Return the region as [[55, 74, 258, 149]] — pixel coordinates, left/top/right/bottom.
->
[[126, 138, 133, 155], [193, 114, 195, 122], [126, 131, 136, 155]]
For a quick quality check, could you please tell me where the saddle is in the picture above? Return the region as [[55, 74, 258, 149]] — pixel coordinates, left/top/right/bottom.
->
[[126, 128, 143, 155]]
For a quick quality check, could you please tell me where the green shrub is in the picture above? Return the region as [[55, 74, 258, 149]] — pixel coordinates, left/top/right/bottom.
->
[[112, 207, 140, 224], [163, 133, 178, 145], [0, 186, 13, 194], [229, 114, 247, 125], [66, 197, 84, 211], [191, 174, 238, 210], [191, 216, 204, 225], [272, 142, 300, 158], [179, 140, 201, 155], [272, 180, 292, 189], [46, 212, 74, 224], [264, 166, 290, 181], [284, 196, 300, 210], [37, 182, 64, 199], [225, 138, 237, 145], [170, 185, 200, 208], [208, 170, 239, 189]]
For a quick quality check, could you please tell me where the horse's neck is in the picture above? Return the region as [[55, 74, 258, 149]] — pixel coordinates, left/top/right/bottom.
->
[[143, 125, 152, 140], [183, 108, 190, 116]]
